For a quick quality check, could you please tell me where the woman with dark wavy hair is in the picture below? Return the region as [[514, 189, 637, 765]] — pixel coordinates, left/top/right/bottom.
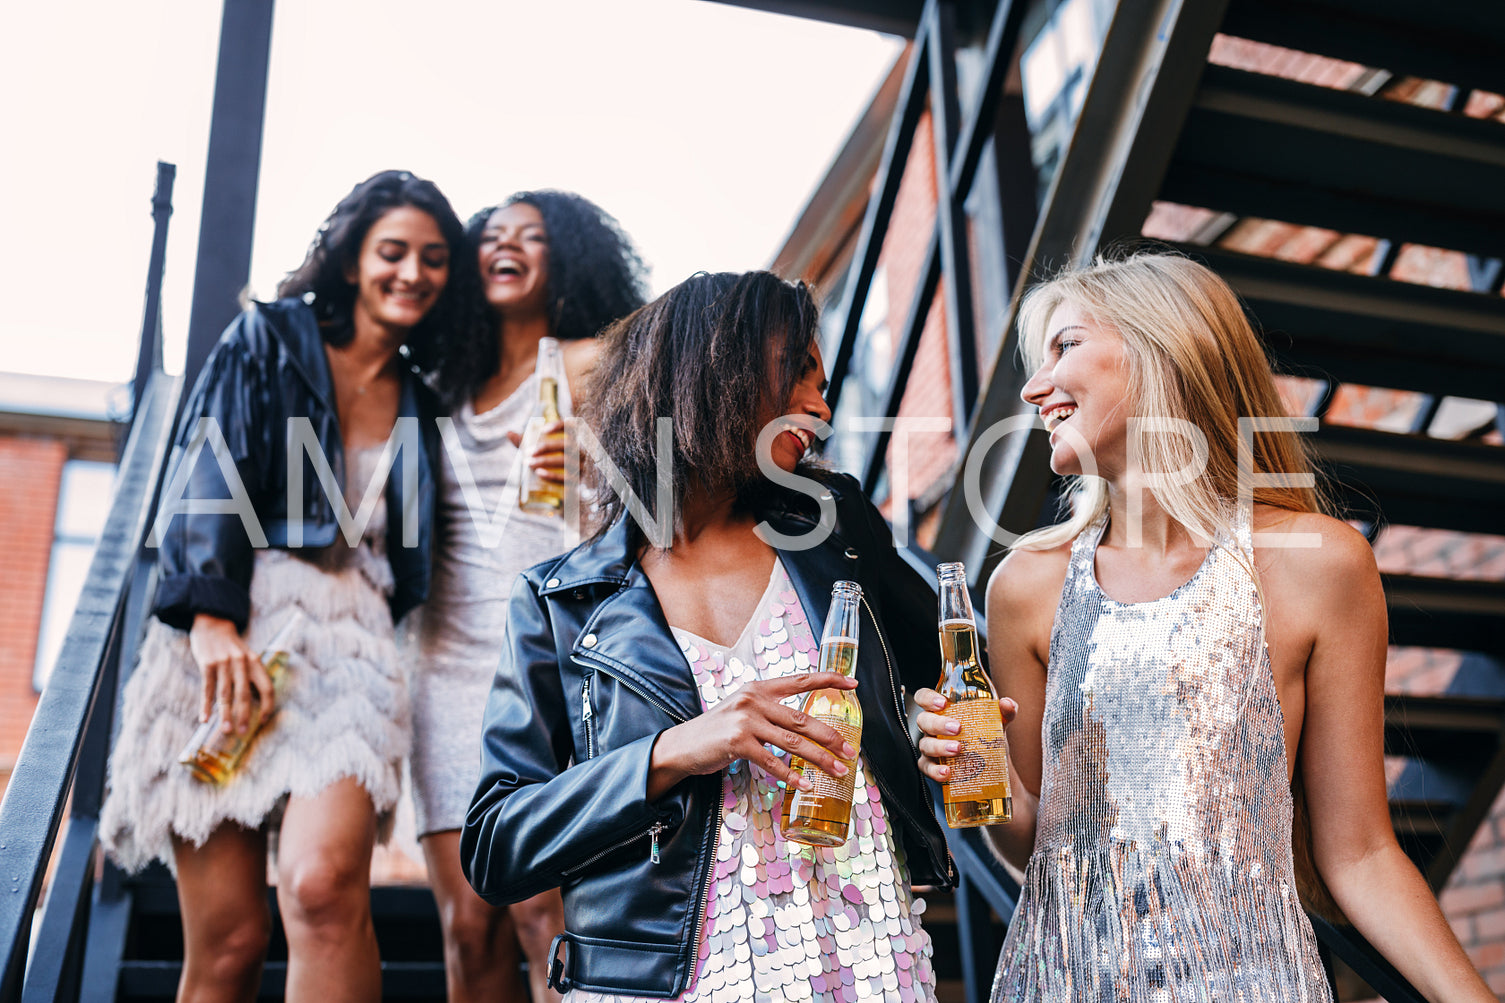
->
[[102, 170, 473, 1002], [462, 271, 952, 1001], [411, 190, 646, 1002]]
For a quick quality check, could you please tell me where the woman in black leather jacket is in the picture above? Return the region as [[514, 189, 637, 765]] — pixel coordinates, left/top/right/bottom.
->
[[463, 271, 953, 1000], [102, 170, 474, 1002]]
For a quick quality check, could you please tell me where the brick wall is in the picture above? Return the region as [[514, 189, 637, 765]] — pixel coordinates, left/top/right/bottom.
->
[[845, 109, 963, 545], [0, 435, 66, 801]]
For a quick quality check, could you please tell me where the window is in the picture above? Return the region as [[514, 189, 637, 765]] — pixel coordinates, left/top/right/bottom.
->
[[1019, 0, 1116, 197], [32, 460, 116, 691]]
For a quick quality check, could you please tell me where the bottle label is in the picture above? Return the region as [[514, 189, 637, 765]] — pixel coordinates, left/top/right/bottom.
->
[[787, 719, 862, 817], [942, 699, 1011, 801]]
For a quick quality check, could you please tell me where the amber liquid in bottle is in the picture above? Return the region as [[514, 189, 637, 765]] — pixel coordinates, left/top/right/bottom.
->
[[936, 563, 1012, 827], [782, 582, 864, 847], [518, 338, 566, 515]]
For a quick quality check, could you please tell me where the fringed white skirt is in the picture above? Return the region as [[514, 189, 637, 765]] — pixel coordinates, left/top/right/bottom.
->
[[100, 545, 408, 873]]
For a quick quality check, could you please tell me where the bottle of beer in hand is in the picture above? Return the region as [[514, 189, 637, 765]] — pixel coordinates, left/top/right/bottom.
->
[[935, 562, 1012, 826], [518, 336, 565, 515], [179, 609, 305, 785], [781, 581, 864, 847]]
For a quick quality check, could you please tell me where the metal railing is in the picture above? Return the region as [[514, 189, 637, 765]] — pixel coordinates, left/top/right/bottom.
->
[[0, 164, 181, 1003]]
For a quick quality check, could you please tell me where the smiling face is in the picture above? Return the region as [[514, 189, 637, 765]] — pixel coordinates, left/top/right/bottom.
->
[[1021, 299, 1132, 478], [476, 202, 550, 318], [346, 206, 450, 336], [767, 338, 832, 474]]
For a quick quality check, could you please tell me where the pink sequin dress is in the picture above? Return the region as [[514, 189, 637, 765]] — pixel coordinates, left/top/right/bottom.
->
[[566, 559, 937, 1003]]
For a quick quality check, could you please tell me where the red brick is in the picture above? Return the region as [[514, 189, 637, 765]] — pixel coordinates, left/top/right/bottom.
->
[[1442, 882, 1505, 917]]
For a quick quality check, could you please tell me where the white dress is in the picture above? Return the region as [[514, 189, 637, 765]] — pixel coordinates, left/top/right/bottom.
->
[[408, 371, 578, 836], [101, 446, 409, 872]]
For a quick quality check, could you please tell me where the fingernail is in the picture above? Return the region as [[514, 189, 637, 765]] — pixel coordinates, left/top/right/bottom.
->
[[798, 777, 814, 791], [945, 721, 960, 735], [841, 743, 857, 758], [947, 742, 961, 755], [832, 762, 848, 776]]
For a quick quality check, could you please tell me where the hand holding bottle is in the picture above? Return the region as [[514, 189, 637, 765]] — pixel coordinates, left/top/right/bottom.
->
[[189, 613, 276, 734], [647, 672, 859, 801], [914, 689, 1019, 784]]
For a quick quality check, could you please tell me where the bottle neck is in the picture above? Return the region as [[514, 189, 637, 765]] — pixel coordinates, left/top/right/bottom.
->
[[821, 595, 861, 655], [939, 581, 975, 625]]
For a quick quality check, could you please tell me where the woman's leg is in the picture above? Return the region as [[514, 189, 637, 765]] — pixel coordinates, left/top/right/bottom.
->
[[172, 824, 271, 1003], [275, 777, 380, 1002], [420, 829, 529, 1002], [509, 889, 566, 1003]]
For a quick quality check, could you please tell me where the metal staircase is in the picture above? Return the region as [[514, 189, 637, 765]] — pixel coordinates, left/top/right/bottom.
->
[[810, 0, 1505, 997], [5, 1, 1505, 1000]]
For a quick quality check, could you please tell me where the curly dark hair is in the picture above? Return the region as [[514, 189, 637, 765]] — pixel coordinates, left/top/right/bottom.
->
[[581, 271, 822, 545], [431, 190, 649, 407], [276, 170, 482, 379]]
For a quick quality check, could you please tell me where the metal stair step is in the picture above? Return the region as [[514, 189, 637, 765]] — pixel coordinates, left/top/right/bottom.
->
[[1171, 244, 1505, 402], [116, 960, 446, 1002], [1310, 423, 1505, 536], [1162, 66, 1505, 260], [1385, 693, 1505, 769], [1382, 574, 1505, 654], [1220, 0, 1505, 100]]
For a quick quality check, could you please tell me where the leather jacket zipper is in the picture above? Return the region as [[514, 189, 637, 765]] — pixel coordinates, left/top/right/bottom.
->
[[573, 654, 720, 984], [562, 820, 669, 877], [684, 778, 722, 975], [581, 675, 595, 760]]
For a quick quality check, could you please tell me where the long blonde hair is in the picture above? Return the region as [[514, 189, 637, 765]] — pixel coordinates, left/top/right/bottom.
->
[[1012, 251, 1322, 552], [1010, 251, 1345, 919]]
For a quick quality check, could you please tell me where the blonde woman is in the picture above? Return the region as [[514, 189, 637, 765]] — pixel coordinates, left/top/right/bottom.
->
[[914, 253, 1491, 1000]]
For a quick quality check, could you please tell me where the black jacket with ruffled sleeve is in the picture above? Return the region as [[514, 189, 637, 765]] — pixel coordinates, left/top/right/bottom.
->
[[151, 297, 440, 630]]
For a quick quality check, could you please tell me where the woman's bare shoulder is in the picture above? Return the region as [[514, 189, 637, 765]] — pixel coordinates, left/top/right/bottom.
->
[[1252, 505, 1379, 587], [987, 542, 1073, 616]]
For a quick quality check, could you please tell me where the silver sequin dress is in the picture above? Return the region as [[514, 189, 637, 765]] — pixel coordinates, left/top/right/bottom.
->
[[993, 509, 1332, 1002], [568, 559, 937, 1003], [408, 372, 577, 836]]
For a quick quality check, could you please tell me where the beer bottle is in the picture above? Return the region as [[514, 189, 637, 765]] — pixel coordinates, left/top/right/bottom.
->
[[518, 337, 566, 515], [781, 581, 864, 847], [935, 562, 1012, 826], [179, 609, 305, 785]]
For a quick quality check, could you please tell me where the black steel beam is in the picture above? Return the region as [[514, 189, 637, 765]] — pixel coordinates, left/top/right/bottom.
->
[[131, 162, 174, 418], [1383, 574, 1505, 655], [1310, 424, 1505, 536], [1311, 914, 1427, 1003], [852, 0, 1030, 501], [935, 0, 1232, 579], [828, 31, 931, 412], [863, 233, 943, 495], [1174, 245, 1505, 404], [21, 819, 97, 1003], [1160, 163, 1505, 265], [709, 0, 926, 37], [180, 0, 275, 394], [1166, 66, 1505, 259], [0, 372, 179, 1003], [1221, 0, 1505, 100], [1385, 694, 1505, 770], [927, 1, 980, 434]]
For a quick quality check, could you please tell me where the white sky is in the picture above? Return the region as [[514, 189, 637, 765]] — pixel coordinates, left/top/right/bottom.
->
[[1, 0, 901, 384]]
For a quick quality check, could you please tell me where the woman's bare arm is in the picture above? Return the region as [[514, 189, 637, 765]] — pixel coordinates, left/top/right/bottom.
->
[[1288, 514, 1492, 1001]]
